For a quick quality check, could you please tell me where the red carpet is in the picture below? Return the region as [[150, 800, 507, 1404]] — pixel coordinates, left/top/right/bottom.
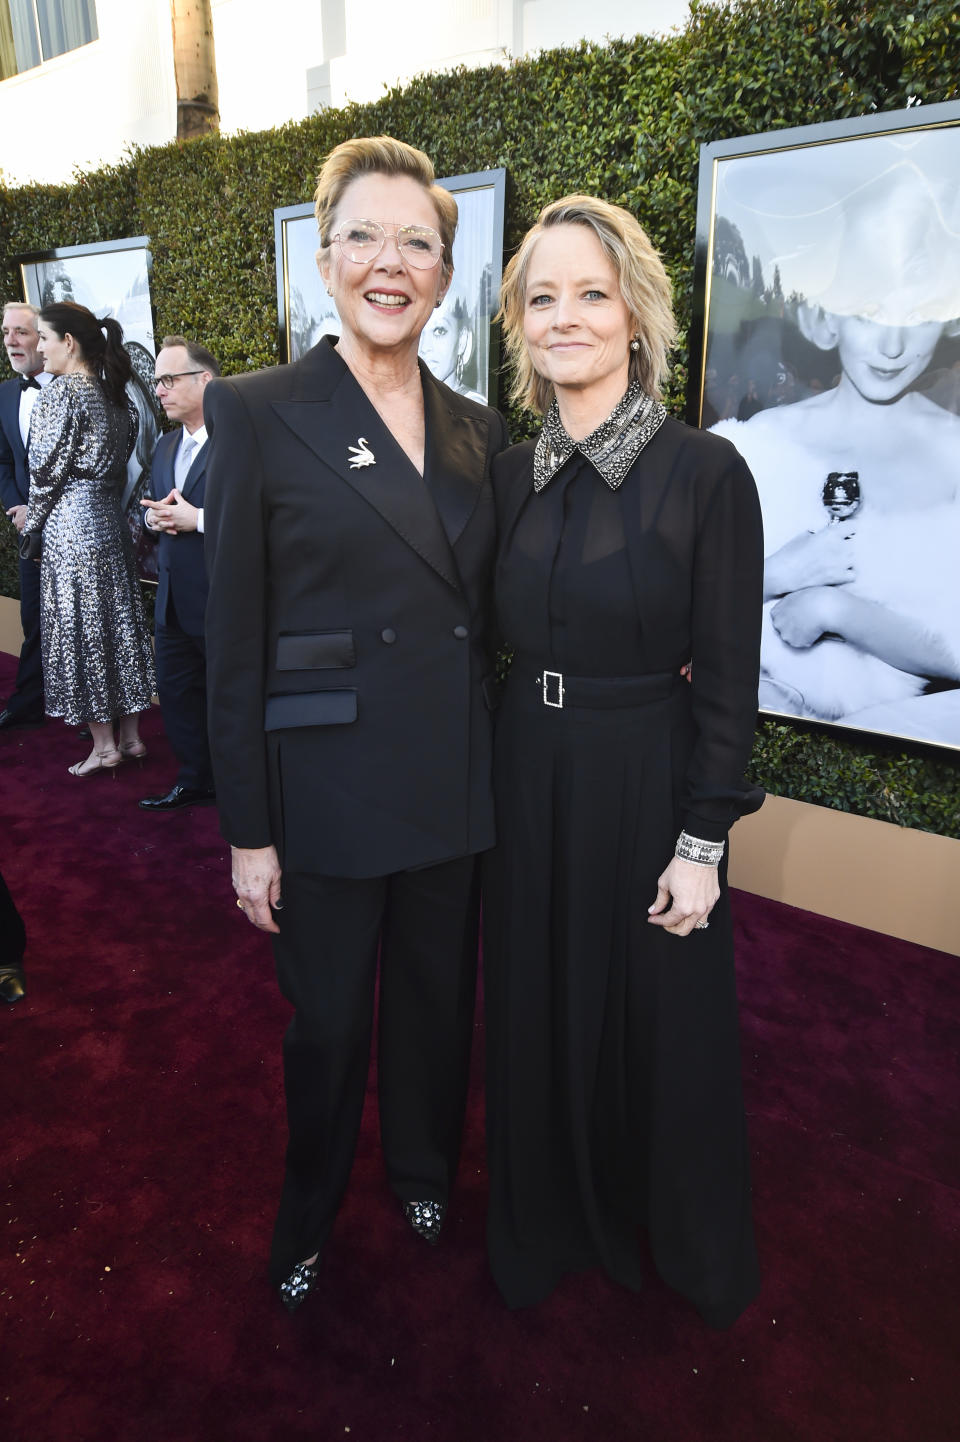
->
[[1, 651, 957, 1442]]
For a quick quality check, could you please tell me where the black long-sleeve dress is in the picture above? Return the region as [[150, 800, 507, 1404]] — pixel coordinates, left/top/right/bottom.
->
[[484, 404, 764, 1329]]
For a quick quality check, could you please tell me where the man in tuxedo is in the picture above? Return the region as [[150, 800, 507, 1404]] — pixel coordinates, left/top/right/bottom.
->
[[0, 302, 53, 729], [139, 336, 220, 811]]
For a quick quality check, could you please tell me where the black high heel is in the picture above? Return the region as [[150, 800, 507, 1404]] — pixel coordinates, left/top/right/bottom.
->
[[402, 1200, 446, 1245], [278, 1257, 320, 1313]]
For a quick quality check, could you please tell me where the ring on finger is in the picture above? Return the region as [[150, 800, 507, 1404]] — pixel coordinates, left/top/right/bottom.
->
[[694, 918, 709, 930]]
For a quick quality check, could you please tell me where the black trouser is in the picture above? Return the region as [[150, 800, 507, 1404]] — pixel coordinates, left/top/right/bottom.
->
[[0, 868, 26, 971], [154, 614, 211, 789], [268, 853, 481, 1284]]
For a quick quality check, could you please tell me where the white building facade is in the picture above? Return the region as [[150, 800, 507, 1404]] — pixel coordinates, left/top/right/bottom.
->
[[0, 0, 696, 186]]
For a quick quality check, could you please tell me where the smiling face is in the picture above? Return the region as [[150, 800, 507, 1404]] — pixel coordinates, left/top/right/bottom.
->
[[418, 293, 468, 384], [319, 173, 447, 362], [2, 306, 42, 376], [522, 223, 633, 420], [835, 315, 945, 403]]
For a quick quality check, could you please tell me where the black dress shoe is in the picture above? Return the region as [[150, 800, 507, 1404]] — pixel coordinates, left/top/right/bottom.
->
[[0, 966, 25, 1003], [138, 784, 216, 812], [402, 1200, 446, 1244], [278, 1258, 320, 1314], [0, 708, 44, 731]]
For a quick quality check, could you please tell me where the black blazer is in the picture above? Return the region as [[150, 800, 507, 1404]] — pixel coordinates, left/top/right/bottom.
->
[[0, 379, 30, 512], [203, 338, 509, 879], [143, 427, 209, 636]]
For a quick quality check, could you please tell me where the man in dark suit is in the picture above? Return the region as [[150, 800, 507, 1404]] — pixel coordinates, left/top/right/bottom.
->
[[0, 301, 54, 729], [139, 336, 220, 810]]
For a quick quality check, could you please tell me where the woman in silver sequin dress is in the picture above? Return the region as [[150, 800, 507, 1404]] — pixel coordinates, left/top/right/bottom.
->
[[22, 302, 155, 776]]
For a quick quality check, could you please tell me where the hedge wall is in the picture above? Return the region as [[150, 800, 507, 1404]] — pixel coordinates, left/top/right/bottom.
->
[[1, 0, 958, 837]]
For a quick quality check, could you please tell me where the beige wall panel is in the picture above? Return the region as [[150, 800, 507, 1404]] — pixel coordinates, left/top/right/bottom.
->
[[730, 794, 959, 957]]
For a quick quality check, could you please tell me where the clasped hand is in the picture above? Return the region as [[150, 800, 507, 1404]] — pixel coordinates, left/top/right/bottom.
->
[[141, 488, 199, 534]]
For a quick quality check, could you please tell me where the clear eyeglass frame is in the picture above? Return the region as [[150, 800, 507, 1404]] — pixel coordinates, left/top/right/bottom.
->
[[331, 218, 444, 270]]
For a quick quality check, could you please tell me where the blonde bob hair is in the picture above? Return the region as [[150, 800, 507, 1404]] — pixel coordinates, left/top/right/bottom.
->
[[499, 195, 676, 414], [313, 135, 458, 284]]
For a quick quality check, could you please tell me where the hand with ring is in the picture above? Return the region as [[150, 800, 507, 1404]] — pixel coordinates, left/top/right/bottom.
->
[[647, 855, 718, 937], [232, 844, 283, 933]]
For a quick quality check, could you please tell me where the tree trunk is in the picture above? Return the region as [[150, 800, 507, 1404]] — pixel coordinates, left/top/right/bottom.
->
[[171, 0, 220, 140]]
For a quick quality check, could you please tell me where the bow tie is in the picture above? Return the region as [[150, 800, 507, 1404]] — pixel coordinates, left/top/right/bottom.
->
[[19, 376, 41, 392]]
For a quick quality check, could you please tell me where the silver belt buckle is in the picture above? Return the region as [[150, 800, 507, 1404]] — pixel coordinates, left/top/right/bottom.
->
[[541, 670, 564, 708]]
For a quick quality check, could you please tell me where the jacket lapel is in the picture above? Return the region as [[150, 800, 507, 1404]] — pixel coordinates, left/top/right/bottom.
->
[[151, 431, 178, 499], [1, 383, 27, 462], [271, 341, 463, 592], [420, 365, 486, 549]]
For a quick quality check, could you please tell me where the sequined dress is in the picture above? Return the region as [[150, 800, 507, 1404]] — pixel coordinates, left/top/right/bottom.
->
[[24, 373, 156, 725]]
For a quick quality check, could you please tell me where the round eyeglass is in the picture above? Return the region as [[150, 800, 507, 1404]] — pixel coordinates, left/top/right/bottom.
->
[[331, 218, 444, 270], [154, 371, 204, 389]]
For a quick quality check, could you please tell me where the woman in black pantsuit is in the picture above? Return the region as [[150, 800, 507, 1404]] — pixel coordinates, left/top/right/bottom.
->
[[203, 137, 508, 1311], [484, 196, 764, 1328]]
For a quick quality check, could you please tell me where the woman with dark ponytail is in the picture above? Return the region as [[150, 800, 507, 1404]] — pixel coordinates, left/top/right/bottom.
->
[[21, 301, 155, 775]]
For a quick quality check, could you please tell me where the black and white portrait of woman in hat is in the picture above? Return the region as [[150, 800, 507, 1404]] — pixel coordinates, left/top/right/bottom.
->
[[709, 129, 960, 747]]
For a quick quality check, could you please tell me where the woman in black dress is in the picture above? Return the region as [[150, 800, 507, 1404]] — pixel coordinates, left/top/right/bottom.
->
[[485, 196, 764, 1328]]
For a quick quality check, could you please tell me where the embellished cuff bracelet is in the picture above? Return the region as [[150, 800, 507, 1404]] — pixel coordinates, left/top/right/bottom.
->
[[675, 831, 725, 867]]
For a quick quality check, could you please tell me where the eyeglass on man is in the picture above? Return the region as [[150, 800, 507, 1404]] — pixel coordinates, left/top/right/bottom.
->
[[330, 219, 444, 270], [154, 371, 205, 389]]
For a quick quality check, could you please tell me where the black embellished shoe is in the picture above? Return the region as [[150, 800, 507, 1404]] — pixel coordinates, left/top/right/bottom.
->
[[0, 966, 25, 1003], [402, 1200, 446, 1245], [278, 1257, 319, 1313]]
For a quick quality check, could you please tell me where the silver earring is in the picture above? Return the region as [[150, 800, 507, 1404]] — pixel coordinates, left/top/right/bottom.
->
[[630, 336, 640, 352]]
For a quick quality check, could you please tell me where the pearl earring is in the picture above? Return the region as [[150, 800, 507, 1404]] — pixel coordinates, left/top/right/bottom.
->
[[630, 337, 640, 353]]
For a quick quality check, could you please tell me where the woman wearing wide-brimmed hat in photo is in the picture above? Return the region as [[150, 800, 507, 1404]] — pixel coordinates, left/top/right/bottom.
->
[[711, 145, 960, 741]]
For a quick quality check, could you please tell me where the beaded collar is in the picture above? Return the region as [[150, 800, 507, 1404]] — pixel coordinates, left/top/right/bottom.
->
[[532, 380, 667, 492]]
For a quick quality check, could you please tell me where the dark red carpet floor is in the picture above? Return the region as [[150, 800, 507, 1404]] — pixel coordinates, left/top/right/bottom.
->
[[1, 653, 958, 1442]]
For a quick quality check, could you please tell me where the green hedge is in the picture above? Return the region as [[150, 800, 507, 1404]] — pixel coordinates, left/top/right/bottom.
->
[[1, 0, 958, 836]]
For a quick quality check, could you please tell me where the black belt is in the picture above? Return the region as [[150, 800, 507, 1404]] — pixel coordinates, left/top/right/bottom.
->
[[513, 658, 677, 710]]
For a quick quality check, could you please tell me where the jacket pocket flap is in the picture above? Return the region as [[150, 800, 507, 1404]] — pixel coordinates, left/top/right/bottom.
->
[[276, 630, 355, 670], [265, 690, 358, 730]]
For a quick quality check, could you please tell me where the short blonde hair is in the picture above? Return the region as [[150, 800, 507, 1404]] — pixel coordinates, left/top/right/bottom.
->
[[314, 135, 457, 283], [499, 195, 677, 414]]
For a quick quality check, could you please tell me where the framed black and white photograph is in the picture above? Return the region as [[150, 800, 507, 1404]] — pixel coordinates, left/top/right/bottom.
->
[[16, 235, 163, 583], [688, 102, 960, 751], [274, 167, 508, 403]]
